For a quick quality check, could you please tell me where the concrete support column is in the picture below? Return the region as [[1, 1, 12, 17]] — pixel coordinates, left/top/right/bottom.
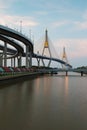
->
[[0, 54, 3, 66], [4, 42, 7, 66], [42, 59, 45, 67], [37, 58, 40, 67], [26, 45, 29, 68], [14, 58, 15, 67], [29, 52, 32, 68], [81, 71, 83, 76], [11, 58, 13, 67], [17, 53, 22, 67], [11, 58, 14, 67]]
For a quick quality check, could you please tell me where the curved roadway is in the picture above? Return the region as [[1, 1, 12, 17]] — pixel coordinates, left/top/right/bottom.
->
[[0, 34, 24, 58], [33, 53, 72, 68], [0, 44, 17, 55], [0, 25, 72, 68], [0, 25, 33, 53]]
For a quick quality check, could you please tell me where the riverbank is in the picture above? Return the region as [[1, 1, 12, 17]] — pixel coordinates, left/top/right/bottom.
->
[[0, 72, 44, 85]]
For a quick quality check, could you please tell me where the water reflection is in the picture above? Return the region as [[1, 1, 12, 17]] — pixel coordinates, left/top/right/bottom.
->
[[0, 76, 87, 129], [35, 77, 40, 95], [65, 76, 69, 97], [0, 80, 35, 129], [43, 76, 51, 95]]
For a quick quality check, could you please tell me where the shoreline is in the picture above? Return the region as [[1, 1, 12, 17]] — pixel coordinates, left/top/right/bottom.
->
[[0, 72, 44, 85]]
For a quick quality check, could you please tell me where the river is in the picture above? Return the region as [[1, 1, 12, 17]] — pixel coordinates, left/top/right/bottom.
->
[[0, 73, 87, 130]]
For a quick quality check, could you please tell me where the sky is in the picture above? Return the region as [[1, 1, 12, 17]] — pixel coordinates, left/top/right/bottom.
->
[[0, 0, 87, 67]]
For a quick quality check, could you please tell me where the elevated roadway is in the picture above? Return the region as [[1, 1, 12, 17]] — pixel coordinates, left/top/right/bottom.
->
[[0, 25, 72, 68], [0, 25, 33, 52], [0, 44, 17, 55], [33, 53, 72, 68], [0, 34, 24, 58]]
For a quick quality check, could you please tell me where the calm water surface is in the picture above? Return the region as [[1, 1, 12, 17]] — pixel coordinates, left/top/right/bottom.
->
[[0, 73, 87, 130]]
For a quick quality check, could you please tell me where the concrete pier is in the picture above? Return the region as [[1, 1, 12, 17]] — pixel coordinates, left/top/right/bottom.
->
[[4, 42, 7, 66]]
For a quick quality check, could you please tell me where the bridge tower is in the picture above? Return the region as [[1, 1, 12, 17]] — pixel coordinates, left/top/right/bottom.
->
[[41, 29, 52, 67], [62, 47, 68, 69]]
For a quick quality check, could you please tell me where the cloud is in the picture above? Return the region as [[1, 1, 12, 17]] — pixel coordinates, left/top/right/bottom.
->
[[35, 37, 87, 66], [74, 21, 87, 30], [52, 21, 69, 28], [35, 11, 48, 16], [0, 14, 39, 28], [82, 10, 87, 20], [52, 20, 87, 30], [52, 38, 87, 67], [54, 38, 87, 60], [0, 0, 15, 9], [72, 10, 87, 30]]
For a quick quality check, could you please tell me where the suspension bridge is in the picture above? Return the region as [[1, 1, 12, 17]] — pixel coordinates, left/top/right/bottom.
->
[[0, 24, 85, 77]]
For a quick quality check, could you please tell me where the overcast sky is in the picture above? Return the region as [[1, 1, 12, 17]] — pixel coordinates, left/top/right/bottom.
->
[[0, 0, 87, 67]]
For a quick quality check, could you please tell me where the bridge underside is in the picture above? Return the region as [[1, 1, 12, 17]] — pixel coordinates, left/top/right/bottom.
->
[[0, 25, 72, 68]]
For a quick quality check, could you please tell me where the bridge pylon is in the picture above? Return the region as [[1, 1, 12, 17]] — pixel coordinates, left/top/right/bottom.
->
[[41, 29, 52, 67], [62, 47, 68, 69]]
